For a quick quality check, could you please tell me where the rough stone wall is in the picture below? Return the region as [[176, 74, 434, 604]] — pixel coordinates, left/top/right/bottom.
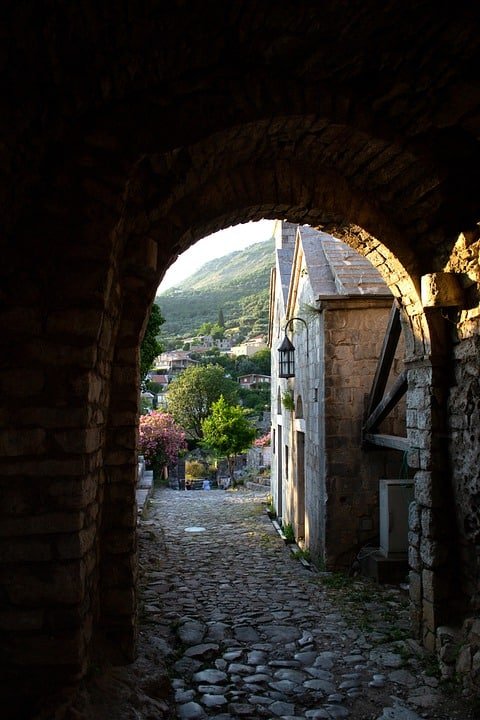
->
[[323, 302, 405, 569], [0, 223, 124, 713], [446, 233, 480, 619], [1, 1, 480, 708], [449, 335, 480, 617]]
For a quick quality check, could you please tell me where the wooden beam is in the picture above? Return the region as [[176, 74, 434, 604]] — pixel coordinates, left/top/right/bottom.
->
[[364, 300, 401, 421], [363, 369, 408, 432], [363, 433, 410, 452]]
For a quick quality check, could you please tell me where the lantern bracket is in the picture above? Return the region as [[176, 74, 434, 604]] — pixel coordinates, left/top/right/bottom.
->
[[284, 316, 309, 358]]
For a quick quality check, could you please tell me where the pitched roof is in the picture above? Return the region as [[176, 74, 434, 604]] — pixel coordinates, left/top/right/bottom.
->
[[298, 227, 390, 298], [276, 247, 295, 305]]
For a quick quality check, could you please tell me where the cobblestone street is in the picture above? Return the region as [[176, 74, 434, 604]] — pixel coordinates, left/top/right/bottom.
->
[[73, 487, 475, 720]]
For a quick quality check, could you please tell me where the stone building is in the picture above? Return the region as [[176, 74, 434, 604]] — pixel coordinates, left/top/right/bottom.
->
[[238, 373, 271, 389], [1, 3, 480, 715], [269, 222, 406, 568]]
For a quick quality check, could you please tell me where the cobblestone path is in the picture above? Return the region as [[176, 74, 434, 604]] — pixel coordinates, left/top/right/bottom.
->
[[72, 487, 474, 720]]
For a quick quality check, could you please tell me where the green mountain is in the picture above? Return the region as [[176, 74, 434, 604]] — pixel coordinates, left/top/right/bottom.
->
[[156, 237, 275, 345]]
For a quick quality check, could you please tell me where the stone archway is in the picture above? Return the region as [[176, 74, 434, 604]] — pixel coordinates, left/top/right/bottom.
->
[[1, 3, 480, 713], [116, 147, 458, 653]]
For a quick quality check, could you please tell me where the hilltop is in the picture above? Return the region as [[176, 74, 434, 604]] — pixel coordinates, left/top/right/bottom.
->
[[156, 237, 275, 346]]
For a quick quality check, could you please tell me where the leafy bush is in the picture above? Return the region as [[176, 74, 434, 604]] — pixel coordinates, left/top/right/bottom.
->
[[185, 459, 207, 479]]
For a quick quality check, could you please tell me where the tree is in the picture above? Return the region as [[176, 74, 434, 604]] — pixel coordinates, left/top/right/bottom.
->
[[210, 322, 225, 340], [251, 348, 271, 375], [138, 411, 187, 477], [140, 303, 164, 381], [166, 364, 239, 440], [218, 308, 225, 328], [197, 321, 213, 336], [202, 396, 256, 486], [238, 385, 271, 414]]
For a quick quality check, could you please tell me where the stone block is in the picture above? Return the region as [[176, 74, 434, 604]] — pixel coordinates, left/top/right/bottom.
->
[[47, 476, 99, 510], [408, 545, 421, 572], [406, 409, 418, 428], [0, 428, 46, 456], [423, 625, 436, 651], [463, 617, 480, 644], [409, 570, 421, 604], [421, 508, 437, 538], [407, 427, 429, 450], [0, 538, 52, 563], [407, 387, 429, 409], [419, 448, 433, 471], [407, 447, 420, 469], [43, 604, 83, 631], [472, 650, 480, 675], [102, 587, 136, 616], [414, 471, 443, 508], [0, 609, 44, 631], [11, 629, 86, 666], [408, 530, 420, 548], [422, 599, 439, 631], [6, 561, 87, 606], [0, 369, 44, 396], [0, 511, 85, 537], [409, 501, 421, 532], [46, 309, 102, 339], [420, 538, 448, 568], [103, 530, 136, 554], [436, 626, 460, 664], [0, 457, 93, 477], [53, 428, 103, 454], [422, 568, 450, 603], [456, 645, 472, 674], [56, 524, 97, 560]]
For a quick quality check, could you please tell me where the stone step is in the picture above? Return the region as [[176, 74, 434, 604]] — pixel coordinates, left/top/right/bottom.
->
[[245, 480, 271, 492]]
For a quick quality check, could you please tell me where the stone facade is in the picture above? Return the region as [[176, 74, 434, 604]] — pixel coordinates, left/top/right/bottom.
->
[[0, 3, 480, 713], [269, 223, 405, 568]]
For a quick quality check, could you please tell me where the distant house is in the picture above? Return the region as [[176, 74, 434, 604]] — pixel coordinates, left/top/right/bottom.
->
[[148, 373, 168, 385], [230, 336, 267, 357], [269, 221, 406, 570], [154, 351, 198, 375], [238, 374, 271, 389]]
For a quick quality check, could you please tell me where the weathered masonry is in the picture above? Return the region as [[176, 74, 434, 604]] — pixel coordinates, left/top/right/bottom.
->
[[1, 3, 480, 716], [269, 222, 406, 571]]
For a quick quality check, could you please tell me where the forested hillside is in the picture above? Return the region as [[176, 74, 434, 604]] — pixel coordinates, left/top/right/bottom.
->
[[156, 237, 274, 346]]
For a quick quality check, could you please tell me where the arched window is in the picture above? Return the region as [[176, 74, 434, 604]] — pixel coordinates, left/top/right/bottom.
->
[[296, 395, 304, 418]]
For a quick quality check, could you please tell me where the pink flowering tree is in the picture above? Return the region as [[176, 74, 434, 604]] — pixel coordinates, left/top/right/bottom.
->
[[139, 411, 187, 477], [254, 432, 271, 448]]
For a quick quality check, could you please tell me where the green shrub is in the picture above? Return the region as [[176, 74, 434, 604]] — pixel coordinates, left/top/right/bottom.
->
[[186, 459, 207, 479]]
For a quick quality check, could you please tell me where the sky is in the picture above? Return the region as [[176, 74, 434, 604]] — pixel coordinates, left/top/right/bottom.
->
[[157, 219, 275, 293]]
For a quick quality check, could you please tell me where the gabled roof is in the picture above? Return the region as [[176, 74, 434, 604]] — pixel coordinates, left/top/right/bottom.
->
[[270, 223, 391, 346], [273, 219, 297, 307], [277, 247, 295, 306], [294, 226, 390, 300]]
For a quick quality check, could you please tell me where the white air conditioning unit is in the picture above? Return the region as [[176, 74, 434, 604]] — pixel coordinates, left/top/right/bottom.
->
[[379, 479, 414, 557]]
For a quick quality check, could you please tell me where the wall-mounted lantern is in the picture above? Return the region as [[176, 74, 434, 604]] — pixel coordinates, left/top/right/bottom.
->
[[278, 317, 309, 379]]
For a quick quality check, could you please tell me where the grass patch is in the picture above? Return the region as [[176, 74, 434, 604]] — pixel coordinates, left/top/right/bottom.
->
[[320, 572, 351, 590], [282, 522, 295, 543], [292, 548, 312, 563]]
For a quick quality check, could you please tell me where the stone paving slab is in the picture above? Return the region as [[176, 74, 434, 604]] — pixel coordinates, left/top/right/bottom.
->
[[71, 487, 476, 719]]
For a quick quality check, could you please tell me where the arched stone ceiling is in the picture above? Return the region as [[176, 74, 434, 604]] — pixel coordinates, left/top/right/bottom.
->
[[2, 2, 480, 262]]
